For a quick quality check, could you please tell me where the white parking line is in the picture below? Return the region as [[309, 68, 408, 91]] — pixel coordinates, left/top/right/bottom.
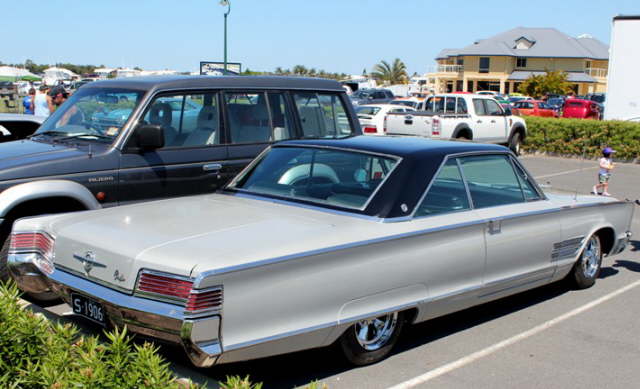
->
[[387, 279, 640, 389], [535, 166, 598, 179]]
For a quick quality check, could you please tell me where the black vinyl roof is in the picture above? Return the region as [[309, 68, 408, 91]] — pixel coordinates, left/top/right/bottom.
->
[[276, 136, 510, 218], [84, 75, 345, 92], [278, 135, 508, 159]]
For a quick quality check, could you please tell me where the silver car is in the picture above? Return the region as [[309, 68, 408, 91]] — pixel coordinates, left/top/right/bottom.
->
[[8, 136, 633, 367]]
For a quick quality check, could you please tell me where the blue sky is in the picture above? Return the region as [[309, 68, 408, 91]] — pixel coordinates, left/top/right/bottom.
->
[[3, 1, 639, 75]]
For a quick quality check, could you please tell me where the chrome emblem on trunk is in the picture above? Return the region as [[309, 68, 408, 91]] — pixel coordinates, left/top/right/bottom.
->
[[73, 251, 106, 275], [113, 270, 125, 282]]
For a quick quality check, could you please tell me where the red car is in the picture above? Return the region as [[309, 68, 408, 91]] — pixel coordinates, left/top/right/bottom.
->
[[512, 100, 557, 117], [562, 99, 602, 120]]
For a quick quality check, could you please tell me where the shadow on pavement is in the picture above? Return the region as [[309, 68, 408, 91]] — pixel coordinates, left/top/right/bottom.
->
[[628, 240, 639, 252], [612, 259, 640, 273], [598, 266, 619, 279]]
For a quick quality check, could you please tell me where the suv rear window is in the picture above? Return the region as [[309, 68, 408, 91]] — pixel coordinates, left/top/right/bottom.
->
[[293, 92, 354, 138]]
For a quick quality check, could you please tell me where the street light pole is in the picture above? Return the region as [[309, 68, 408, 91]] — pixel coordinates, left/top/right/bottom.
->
[[220, 0, 231, 72]]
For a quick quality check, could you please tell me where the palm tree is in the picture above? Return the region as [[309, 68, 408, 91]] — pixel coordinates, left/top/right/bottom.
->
[[371, 58, 408, 85]]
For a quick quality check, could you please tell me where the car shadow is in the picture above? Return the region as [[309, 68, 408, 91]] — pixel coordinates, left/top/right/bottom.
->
[[612, 259, 640, 273], [628, 240, 639, 252], [182, 281, 573, 389]]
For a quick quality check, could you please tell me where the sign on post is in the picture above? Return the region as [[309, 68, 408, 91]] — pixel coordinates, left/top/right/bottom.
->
[[200, 61, 242, 76]]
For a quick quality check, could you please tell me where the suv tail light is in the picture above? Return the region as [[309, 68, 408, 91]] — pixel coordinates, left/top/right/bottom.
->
[[431, 118, 441, 136], [363, 126, 377, 134], [9, 232, 55, 274], [136, 270, 223, 315], [383, 116, 388, 133]]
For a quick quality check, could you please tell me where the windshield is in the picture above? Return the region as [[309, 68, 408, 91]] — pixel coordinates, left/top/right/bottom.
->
[[229, 146, 399, 210], [356, 106, 382, 116], [390, 100, 417, 108], [35, 87, 144, 142], [352, 90, 371, 99]]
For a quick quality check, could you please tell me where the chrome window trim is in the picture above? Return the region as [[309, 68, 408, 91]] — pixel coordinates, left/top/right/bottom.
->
[[225, 192, 384, 221], [410, 150, 512, 220], [509, 155, 547, 201], [227, 144, 403, 212], [195, 199, 626, 284]]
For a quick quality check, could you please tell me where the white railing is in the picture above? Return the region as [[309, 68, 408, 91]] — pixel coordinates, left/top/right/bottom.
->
[[437, 65, 464, 73], [585, 67, 607, 78]]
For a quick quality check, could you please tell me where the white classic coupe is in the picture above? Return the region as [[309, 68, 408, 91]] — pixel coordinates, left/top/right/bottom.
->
[[8, 136, 633, 367]]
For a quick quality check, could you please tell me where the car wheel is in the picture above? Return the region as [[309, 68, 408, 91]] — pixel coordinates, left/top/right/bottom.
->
[[569, 234, 602, 289], [0, 234, 59, 302], [339, 311, 404, 365], [509, 132, 522, 155]]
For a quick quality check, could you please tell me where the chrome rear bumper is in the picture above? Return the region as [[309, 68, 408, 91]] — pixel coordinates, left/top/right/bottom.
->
[[9, 258, 222, 368]]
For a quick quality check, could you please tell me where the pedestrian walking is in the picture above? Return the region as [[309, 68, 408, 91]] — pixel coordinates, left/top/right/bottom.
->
[[592, 147, 615, 196]]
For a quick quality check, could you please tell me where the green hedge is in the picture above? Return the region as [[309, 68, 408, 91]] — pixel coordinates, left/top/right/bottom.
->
[[0, 281, 205, 389], [522, 116, 640, 161]]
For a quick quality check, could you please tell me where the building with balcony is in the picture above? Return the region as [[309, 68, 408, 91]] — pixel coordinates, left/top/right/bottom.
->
[[426, 27, 609, 95]]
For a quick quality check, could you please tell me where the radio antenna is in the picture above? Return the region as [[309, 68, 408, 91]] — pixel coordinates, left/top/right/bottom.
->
[[575, 144, 587, 201]]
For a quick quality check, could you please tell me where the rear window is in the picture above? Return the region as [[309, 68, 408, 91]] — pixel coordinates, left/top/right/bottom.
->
[[356, 106, 381, 116]]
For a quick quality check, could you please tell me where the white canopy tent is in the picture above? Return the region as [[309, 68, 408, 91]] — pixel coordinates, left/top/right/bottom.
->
[[0, 66, 40, 81], [43, 67, 77, 85]]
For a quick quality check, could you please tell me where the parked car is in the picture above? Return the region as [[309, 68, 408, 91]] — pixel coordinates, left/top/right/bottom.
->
[[546, 97, 565, 114], [385, 93, 527, 154], [350, 89, 395, 106], [356, 104, 415, 135], [9, 136, 633, 368], [0, 76, 361, 299], [0, 113, 46, 141], [512, 100, 558, 117], [562, 99, 602, 120]]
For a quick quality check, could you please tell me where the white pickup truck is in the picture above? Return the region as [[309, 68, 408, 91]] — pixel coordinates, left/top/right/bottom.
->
[[385, 94, 527, 154]]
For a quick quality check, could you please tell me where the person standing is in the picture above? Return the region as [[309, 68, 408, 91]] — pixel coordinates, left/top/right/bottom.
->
[[592, 147, 615, 196], [33, 86, 50, 117], [22, 88, 36, 114]]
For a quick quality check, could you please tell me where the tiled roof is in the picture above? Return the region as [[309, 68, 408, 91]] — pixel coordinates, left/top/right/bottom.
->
[[437, 27, 609, 60]]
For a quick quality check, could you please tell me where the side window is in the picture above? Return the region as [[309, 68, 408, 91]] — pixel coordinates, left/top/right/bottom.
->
[[511, 158, 541, 201], [445, 97, 456, 112], [267, 92, 294, 141], [485, 99, 503, 116], [293, 92, 353, 138], [458, 154, 525, 208], [472, 99, 486, 115], [415, 158, 470, 217], [225, 92, 272, 144], [456, 98, 468, 114], [143, 92, 220, 148]]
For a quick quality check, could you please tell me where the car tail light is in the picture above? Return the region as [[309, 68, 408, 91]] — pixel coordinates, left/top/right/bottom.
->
[[9, 232, 55, 274], [432, 118, 441, 136], [383, 116, 387, 133], [138, 271, 193, 300], [137, 270, 223, 314], [363, 126, 377, 134]]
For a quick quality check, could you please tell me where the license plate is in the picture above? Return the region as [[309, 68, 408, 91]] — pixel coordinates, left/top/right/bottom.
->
[[71, 293, 106, 325]]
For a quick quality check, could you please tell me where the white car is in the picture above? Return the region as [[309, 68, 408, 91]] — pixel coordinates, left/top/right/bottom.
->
[[356, 104, 415, 135]]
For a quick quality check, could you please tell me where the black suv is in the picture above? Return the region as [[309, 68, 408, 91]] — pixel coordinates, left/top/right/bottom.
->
[[0, 75, 361, 297]]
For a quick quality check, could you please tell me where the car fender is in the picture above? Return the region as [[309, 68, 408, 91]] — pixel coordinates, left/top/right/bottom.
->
[[508, 118, 527, 140], [0, 179, 101, 218], [451, 123, 473, 140]]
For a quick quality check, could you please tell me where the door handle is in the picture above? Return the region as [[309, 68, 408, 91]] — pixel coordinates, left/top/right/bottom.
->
[[476, 120, 483, 124], [490, 120, 496, 123], [488, 220, 502, 235], [203, 163, 222, 172]]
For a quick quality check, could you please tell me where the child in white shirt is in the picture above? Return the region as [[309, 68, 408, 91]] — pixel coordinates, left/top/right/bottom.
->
[[592, 147, 615, 196]]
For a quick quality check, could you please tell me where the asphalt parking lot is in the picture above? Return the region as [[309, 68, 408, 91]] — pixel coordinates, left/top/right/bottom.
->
[[29, 154, 640, 389]]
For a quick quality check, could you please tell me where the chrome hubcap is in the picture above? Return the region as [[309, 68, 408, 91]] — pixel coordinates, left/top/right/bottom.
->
[[581, 236, 601, 278], [354, 312, 398, 351]]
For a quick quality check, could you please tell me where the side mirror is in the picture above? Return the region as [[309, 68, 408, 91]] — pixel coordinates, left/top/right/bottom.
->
[[502, 107, 512, 116], [134, 124, 164, 150]]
